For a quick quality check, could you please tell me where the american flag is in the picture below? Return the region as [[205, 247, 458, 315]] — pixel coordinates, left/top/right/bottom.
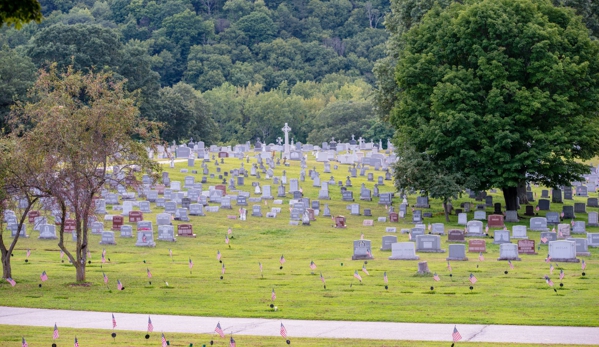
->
[[280, 255, 286, 264], [362, 265, 369, 275], [102, 248, 106, 257], [545, 254, 552, 263], [452, 326, 462, 342], [478, 252, 484, 261], [148, 317, 154, 332], [469, 273, 477, 284], [230, 336, 236, 347], [22, 337, 27, 347], [433, 273, 440, 281], [117, 279, 123, 291], [552, 227, 556, 233], [53, 323, 59, 339], [536, 206, 540, 211], [215, 322, 225, 338], [225, 235, 229, 244], [320, 273, 325, 284], [550, 264, 554, 274], [271, 288, 276, 301], [60, 250, 64, 259], [112, 314, 117, 328], [280, 322, 288, 338], [169, 249, 173, 258], [228, 227, 232, 235], [217, 250, 221, 261], [383, 271, 388, 284], [354, 270, 362, 282], [508, 260, 514, 269], [259, 262, 263, 273], [26, 249, 30, 258], [485, 225, 489, 233], [447, 261, 452, 272], [366, 249, 372, 258], [582, 260, 587, 270], [559, 269, 565, 280], [101, 253, 106, 263], [222, 263, 226, 274], [360, 233, 364, 240], [560, 212, 564, 218], [6, 278, 16, 287], [103, 272, 108, 284], [310, 261, 316, 270], [161, 333, 167, 347], [541, 236, 548, 243], [147, 268, 152, 278], [142, 234, 147, 243], [189, 258, 193, 269], [558, 229, 563, 238], [74, 337, 79, 347], [571, 220, 575, 226], [545, 276, 554, 287], [41, 271, 48, 282], [408, 232, 412, 240], [428, 223, 431, 231]]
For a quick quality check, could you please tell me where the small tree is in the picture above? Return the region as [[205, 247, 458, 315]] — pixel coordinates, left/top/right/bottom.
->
[[0, 136, 46, 279], [393, 146, 462, 222], [12, 66, 160, 282]]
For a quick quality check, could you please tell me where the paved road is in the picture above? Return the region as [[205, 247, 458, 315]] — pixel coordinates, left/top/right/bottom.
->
[[1, 307, 598, 345]]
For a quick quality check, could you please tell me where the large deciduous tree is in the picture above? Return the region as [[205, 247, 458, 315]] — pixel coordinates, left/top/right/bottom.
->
[[390, 0, 599, 210], [12, 66, 160, 282]]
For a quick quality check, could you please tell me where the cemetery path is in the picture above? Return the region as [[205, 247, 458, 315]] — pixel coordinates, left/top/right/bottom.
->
[[1, 306, 599, 344]]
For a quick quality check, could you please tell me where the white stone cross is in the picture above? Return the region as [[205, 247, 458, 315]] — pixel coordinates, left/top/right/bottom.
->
[[282, 123, 291, 159]]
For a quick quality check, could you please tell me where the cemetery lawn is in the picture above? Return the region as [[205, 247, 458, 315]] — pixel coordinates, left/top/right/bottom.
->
[[1, 157, 598, 327], [0, 325, 593, 347]]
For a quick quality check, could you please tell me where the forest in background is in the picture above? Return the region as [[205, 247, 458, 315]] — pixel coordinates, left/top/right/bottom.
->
[[0, 0, 393, 145]]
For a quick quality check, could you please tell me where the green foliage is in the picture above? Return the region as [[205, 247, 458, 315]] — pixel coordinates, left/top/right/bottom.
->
[[390, 0, 599, 208], [0, 0, 42, 28], [0, 45, 36, 132]]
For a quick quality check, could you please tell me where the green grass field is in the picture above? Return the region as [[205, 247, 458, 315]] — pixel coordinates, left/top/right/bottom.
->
[[1, 153, 598, 328], [0, 325, 594, 347]]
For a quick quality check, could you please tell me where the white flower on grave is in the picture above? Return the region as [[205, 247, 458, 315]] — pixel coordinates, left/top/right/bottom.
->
[[274, 306, 278, 311]]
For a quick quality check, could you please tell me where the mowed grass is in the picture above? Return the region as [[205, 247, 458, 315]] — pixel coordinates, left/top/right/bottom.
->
[[2, 325, 594, 347], [1, 153, 598, 327]]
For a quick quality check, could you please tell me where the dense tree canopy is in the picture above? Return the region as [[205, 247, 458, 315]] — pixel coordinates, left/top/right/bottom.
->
[[390, 0, 599, 209]]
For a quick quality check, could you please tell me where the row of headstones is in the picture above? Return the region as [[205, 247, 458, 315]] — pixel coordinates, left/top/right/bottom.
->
[[355, 237, 588, 262]]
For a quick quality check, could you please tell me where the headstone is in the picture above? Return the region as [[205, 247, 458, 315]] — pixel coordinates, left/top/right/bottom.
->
[[458, 213, 468, 226], [412, 210, 422, 224], [380, 235, 397, 251], [38, 224, 57, 240], [586, 233, 599, 247], [557, 223, 571, 238], [548, 240, 578, 262], [538, 199, 550, 211], [352, 240, 373, 260], [157, 225, 176, 242], [111, 216, 124, 231], [546, 212, 560, 224], [488, 214, 505, 228], [473, 211, 486, 220], [446, 244, 468, 261], [577, 186, 588, 197], [505, 210, 519, 223], [574, 203, 586, 214], [157, 213, 171, 226], [498, 243, 521, 261], [431, 223, 445, 235], [588, 212, 599, 227], [414, 196, 430, 208], [335, 216, 346, 228], [562, 205, 575, 219], [129, 211, 143, 223], [566, 238, 591, 256], [91, 221, 104, 235], [493, 229, 511, 244], [517, 239, 537, 255], [512, 225, 528, 239], [252, 205, 262, 217], [135, 230, 156, 247], [564, 186, 573, 200], [540, 231, 557, 245], [466, 220, 484, 236], [572, 221, 586, 234], [99, 231, 117, 245], [177, 224, 196, 238], [448, 229, 465, 243], [120, 225, 133, 238], [468, 239, 486, 253], [415, 235, 444, 253], [587, 198, 599, 208], [389, 242, 419, 260], [552, 189, 563, 203]]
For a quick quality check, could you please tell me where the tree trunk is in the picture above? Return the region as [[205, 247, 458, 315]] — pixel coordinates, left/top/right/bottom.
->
[[1, 251, 11, 279], [443, 201, 450, 222], [503, 186, 519, 211], [517, 180, 528, 205], [76, 261, 86, 282]]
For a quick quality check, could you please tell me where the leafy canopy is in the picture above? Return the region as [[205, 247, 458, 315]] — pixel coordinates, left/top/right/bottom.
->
[[391, 0, 599, 191]]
